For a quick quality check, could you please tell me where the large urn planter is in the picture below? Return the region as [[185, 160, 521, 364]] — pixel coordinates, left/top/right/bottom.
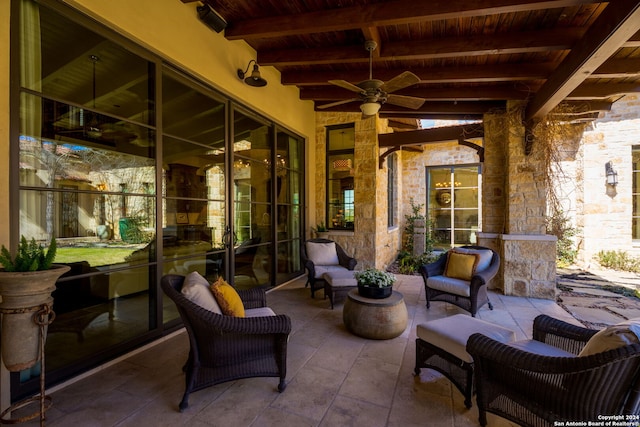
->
[[0, 264, 70, 371]]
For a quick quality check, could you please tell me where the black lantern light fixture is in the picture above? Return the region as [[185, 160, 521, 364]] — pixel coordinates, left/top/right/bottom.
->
[[605, 161, 618, 187], [237, 60, 267, 87]]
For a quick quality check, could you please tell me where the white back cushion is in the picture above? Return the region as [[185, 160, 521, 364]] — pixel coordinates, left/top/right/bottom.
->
[[306, 241, 339, 265], [181, 271, 222, 314]]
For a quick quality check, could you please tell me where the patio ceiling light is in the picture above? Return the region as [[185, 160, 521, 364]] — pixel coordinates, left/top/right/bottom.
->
[[360, 101, 380, 116]]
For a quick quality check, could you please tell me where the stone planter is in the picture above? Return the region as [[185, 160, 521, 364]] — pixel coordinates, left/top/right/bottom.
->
[[357, 284, 392, 299], [0, 265, 70, 371]]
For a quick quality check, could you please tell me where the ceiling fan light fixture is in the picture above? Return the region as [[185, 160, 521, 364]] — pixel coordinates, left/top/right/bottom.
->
[[237, 60, 267, 87], [360, 101, 381, 116]]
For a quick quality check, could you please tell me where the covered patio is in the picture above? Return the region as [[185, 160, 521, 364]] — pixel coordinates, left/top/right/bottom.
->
[[24, 274, 579, 427]]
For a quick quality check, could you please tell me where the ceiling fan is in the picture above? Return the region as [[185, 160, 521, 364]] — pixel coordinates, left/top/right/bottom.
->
[[318, 40, 425, 116]]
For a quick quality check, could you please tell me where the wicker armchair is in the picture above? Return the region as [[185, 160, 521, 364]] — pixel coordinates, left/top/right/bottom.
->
[[301, 238, 357, 298], [419, 245, 499, 317], [161, 274, 291, 412], [467, 315, 640, 427]]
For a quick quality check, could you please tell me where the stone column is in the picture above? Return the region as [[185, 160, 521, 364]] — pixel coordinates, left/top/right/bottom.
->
[[412, 218, 426, 256], [481, 103, 557, 299]]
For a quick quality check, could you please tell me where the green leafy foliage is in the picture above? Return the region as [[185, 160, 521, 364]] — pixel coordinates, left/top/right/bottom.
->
[[397, 250, 439, 274], [596, 250, 640, 273], [545, 209, 578, 267], [355, 268, 396, 288], [0, 236, 57, 272]]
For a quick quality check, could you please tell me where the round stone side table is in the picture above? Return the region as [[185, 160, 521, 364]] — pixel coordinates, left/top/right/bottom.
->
[[343, 289, 408, 339]]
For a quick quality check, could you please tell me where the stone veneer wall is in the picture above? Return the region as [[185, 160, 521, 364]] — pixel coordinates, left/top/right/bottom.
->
[[563, 95, 640, 264], [481, 103, 557, 299], [314, 113, 402, 269]]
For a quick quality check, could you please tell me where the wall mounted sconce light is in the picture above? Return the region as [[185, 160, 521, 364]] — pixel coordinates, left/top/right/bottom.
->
[[605, 161, 618, 186], [197, 4, 227, 33], [237, 60, 267, 87]]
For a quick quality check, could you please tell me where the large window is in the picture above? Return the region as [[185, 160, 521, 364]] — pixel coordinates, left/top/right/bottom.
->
[[326, 125, 355, 230], [633, 147, 640, 240], [388, 153, 397, 227], [14, 0, 304, 400], [427, 165, 481, 249]]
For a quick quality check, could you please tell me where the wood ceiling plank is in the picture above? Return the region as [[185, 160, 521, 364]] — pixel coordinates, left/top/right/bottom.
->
[[258, 28, 583, 66], [592, 58, 640, 77], [302, 85, 534, 101], [281, 62, 557, 85], [525, 1, 640, 120], [224, 0, 601, 40]]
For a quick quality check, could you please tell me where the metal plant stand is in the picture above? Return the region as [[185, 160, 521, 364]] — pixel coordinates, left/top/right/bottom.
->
[[0, 303, 54, 426]]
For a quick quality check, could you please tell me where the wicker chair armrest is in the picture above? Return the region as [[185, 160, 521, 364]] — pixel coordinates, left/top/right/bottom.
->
[[467, 333, 640, 374], [193, 305, 292, 335], [303, 259, 316, 277], [419, 253, 447, 278], [237, 287, 267, 309], [339, 254, 357, 270], [532, 314, 597, 353]]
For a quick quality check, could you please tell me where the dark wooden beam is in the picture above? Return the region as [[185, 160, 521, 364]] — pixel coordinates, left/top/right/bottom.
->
[[591, 58, 640, 78], [258, 28, 582, 66], [281, 62, 557, 86], [380, 113, 484, 121], [567, 82, 640, 99], [224, 0, 601, 40], [525, 1, 640, 121], [304, 85, 533, 102], [557, 100, 612, 113], [379, 124, 483, 148]]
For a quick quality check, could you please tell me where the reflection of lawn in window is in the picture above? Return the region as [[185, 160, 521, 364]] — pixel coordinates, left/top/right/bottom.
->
[[56, 247, 137, 266]]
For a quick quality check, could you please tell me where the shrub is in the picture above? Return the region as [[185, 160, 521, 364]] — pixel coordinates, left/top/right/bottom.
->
[[545, 209, 577, 267], [596, 250, 640, 273]]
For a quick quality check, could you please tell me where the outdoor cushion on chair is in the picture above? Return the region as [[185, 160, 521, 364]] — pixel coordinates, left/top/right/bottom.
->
[[161, 274, 291, 412], [301, 238, 357, 298], [467, 314, 640, 427], [420, 245, 499, 317]]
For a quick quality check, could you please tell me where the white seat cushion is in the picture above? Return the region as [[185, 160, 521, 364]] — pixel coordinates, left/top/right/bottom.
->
[[427, 275, 471, 297], [180, 271, 222, 314], [508, 339, 575, 357], [315, 265, 350, 279], [245, 307, 276, 317], [322, 270, 356, 287], [306, 241, 339, 265], [417, 314, 516, 363]]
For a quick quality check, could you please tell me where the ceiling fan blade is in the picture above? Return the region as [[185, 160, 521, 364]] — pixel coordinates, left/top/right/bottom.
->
[[386, 94, 425, 109], [317, 98, 360, 109], [328, 80, 364, 93], [381, 71, 421, 93]]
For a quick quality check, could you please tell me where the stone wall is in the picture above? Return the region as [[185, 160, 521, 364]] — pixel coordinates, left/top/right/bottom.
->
[[315, 113, 401, 269], [482, 103, 557, 299], [563, 95, 640, 264]]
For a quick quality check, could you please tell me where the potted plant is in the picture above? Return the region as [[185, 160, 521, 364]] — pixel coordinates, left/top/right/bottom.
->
[[312, 221, 329, 239], [354, 268, 396, 299], [0, 236, 70, 371]]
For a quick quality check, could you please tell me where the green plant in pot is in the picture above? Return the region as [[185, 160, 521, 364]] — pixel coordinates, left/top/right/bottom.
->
[[355, 268, 396, 299], [0, 236, 70, 371], [312, 221, 329, 238]]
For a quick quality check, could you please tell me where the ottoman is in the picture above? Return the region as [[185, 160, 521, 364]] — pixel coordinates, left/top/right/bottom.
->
[[414, 314, 515, 408], [322, 270, 357, 309]]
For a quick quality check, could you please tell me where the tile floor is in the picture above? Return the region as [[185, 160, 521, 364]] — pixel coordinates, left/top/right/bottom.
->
[[16, 274, 583, 426]]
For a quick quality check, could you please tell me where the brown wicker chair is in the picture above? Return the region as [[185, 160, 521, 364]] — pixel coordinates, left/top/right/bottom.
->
[[161, 274, 291, 412], [301, 238, 357, 298], [419, 245, 499, 317], [467, 314, 640, 427]]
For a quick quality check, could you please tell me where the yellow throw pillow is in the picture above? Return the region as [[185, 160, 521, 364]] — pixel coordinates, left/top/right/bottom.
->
[[210, 277, 245, 317], [444, 250, 479, 281]]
